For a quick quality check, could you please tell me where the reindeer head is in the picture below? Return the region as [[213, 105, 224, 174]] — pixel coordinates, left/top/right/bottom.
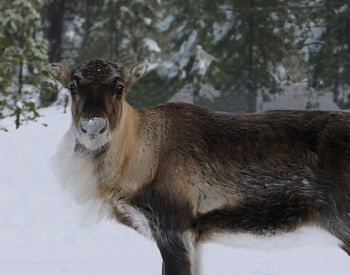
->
[[47, 60, 147, 151]]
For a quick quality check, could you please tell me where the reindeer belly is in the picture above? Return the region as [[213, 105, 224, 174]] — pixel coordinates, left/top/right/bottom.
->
[[197, 197, 312, 236], [195, 161, 326, 234], [206, 226, 340, 250]]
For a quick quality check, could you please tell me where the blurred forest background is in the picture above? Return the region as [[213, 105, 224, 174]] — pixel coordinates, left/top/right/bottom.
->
[[0, 0, 349, 129]]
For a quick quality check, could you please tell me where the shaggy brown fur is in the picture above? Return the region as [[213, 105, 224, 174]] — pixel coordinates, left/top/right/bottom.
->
[[48, 60, 350, 275]]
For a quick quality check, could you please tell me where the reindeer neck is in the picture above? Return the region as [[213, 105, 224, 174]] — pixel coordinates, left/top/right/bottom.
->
[[96, 102, 147, 196]]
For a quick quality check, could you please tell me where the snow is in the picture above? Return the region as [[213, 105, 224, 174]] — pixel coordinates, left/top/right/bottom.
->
[[256, 84, 340, 112], [1, 105, 350, 275], [168, 84, 194, 104], [212, 22, 233, 44], [302, 22, 326, 61], [16, 101, 23, 109], [143, 17, 152, 25], [192, 46, 215, 76], [160, 61, 178, 78], [336, 5, 348, 14], [158, 15, 174, 32], [179, 31, 198, 68], [143, 38, 161, 53], [198, 84, 221, 103], [270, 12, 278, 21]]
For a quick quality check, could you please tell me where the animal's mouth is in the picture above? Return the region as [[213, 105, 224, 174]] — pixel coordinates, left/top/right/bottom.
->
[[76, 134, 111, 151], [74, 139, 110, 154]]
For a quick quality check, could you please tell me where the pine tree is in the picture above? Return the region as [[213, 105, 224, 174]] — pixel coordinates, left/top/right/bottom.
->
[[68, 0, 162, 64], [307, 0, 350, 107], [156, 0, 309, 112], [27, 0, 348, 116], [65, 0, 166, 108], [0, 0, 56, 129]]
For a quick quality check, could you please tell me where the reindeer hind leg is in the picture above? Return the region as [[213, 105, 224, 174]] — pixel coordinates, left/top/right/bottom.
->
[[336, 219, 350, 256], [324, 212, 350, 256]]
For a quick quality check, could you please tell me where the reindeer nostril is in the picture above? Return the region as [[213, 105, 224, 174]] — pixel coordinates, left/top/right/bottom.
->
[[80, 124, 87, 134], [99, 124, 107, 134]]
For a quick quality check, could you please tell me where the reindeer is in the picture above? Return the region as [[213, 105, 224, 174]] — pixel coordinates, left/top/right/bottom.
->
[[48, 59, 350, 275]]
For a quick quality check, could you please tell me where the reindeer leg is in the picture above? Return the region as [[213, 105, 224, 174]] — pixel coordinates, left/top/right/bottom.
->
[[156, 230, 193, 275], [325, 214, 350, 257], [131, 185, 197, 274], [162, 261, 165, 275]]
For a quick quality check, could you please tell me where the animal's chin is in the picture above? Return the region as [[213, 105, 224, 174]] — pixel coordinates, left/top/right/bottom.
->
[[76, 133, 111, 152], [84, 141, 109, 152]]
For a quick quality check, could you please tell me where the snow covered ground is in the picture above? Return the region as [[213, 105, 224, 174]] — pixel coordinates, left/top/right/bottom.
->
[[1, 106, 350, 275]]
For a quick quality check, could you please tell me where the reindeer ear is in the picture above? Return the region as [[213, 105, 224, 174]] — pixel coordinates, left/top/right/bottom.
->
[[129, 63, 148, 86], [47, 63, 71, 88]]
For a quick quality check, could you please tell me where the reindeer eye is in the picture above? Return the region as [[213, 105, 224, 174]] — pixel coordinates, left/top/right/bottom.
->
[[116, 85, 124, 95], [69, 84, 77, 95]]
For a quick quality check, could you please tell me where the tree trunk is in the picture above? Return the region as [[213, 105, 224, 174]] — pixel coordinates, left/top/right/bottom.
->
[[40, 0, 66, 106], [246, 0, 257, 113], [16, 60, 23, 129], [46, 0, 66, 62]]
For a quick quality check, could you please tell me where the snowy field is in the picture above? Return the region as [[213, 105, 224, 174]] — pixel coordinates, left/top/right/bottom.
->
[[1, 106, 350, 275]]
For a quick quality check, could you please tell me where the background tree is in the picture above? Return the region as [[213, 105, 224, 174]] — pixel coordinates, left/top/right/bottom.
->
[[1, 0, 349, 130], [307, 0, 350, 107], [38, 0, 349, 114], [39, 0, 67, 105], [0, 0, 56, 128], [155, 0, 314, 112]]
